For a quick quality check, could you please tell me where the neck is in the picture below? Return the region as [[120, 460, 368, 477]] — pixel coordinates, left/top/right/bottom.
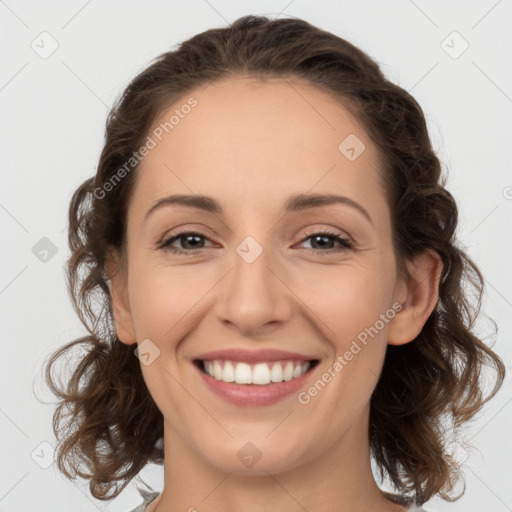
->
[[152, 409, 405, 512]]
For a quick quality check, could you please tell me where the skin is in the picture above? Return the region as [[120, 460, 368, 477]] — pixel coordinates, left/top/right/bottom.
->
[[108, 76, 442, 512]]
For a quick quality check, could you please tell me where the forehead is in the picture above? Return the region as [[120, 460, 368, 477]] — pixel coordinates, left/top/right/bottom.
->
[[130, 77, 388, 224]]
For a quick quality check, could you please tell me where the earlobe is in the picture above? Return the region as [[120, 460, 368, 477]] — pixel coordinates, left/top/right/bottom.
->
[[387, 249, 443, 346], [106, 250, 137, 345]]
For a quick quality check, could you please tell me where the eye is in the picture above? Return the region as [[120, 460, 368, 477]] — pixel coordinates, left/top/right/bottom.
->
[[159, 231, 214, 255], [158, 229, 354, 256], [297, 230, 354, 254]]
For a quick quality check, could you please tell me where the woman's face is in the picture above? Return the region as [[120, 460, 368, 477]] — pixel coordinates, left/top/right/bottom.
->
[[111, 77, 416, 475]]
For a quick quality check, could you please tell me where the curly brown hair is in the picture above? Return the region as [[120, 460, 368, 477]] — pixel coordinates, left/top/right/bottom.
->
[[43, 14, 505, 505]]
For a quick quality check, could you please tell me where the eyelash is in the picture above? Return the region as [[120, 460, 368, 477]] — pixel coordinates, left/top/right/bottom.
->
[[158, 229, 354, 256]]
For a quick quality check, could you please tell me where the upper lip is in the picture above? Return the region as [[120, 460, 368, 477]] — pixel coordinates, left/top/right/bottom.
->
[[195, 348, 318, 364]]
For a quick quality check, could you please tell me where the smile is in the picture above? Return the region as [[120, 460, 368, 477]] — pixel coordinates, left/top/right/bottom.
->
[[192, 348, 320, 407], [198, 359, 316, 385]]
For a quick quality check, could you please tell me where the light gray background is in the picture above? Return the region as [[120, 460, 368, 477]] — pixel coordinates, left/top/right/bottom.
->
[[1, 1, 511, 511]]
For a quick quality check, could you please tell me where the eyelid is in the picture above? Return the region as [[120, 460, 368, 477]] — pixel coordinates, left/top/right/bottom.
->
[[158, 224, 351, 244], [158, 224, 218, 244], [299, 226, 352, 243]]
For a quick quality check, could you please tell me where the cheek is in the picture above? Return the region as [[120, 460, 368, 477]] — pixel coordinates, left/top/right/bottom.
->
[[127, 261, 215, 343], [296, 262, 395, 404], [297, 262, 394, 344]]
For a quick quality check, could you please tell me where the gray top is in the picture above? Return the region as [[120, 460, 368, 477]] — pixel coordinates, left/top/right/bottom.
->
[[127, 488, 430, 511], [383, 491, 430, 511], [127, 487, 160, 512]]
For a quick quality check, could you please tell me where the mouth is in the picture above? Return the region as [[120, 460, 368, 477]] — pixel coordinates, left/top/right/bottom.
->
[[192, 352, 320, 407], [193, 358, 320, 385]]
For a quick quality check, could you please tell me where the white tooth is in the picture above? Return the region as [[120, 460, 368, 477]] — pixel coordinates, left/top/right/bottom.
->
[[235, 362, 252, 384], [252, 363, 271, 385], [214, 361, 223, 380], [293, 362, 303, 378], [223, 361, 235, 382], [283, 361, 294, 381], [202, 359, 312, 384], [270, 362, 284, 382]]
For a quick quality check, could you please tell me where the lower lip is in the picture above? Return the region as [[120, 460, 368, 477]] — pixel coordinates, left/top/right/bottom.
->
[[196, 363, 315, 407]]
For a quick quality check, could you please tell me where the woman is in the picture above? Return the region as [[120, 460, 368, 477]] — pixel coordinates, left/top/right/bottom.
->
[[44, 15, 505, 512]]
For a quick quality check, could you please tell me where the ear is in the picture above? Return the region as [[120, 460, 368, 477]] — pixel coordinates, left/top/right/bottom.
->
[[387, 248, 443, 346], [106, 249, 137, 345]]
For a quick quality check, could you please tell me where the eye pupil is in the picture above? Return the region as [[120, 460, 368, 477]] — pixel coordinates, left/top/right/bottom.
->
[[182, 234, 203, 249], [312, 235, 334, 249]]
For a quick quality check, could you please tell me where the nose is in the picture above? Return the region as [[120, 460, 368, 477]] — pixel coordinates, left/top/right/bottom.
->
[[214, 239, 294, 337]]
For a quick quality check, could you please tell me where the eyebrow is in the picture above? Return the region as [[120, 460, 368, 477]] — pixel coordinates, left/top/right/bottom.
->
[[144, 192, 373, 225]]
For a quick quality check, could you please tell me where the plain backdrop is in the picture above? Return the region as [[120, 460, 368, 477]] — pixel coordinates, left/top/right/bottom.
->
[[1, 1, 511, 511]]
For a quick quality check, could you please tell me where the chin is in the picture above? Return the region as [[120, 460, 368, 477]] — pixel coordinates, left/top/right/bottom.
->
[[195, 433, 314, 476]]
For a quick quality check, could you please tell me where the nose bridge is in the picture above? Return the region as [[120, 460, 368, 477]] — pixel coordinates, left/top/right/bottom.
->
[[216, 231, 291, 334]]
